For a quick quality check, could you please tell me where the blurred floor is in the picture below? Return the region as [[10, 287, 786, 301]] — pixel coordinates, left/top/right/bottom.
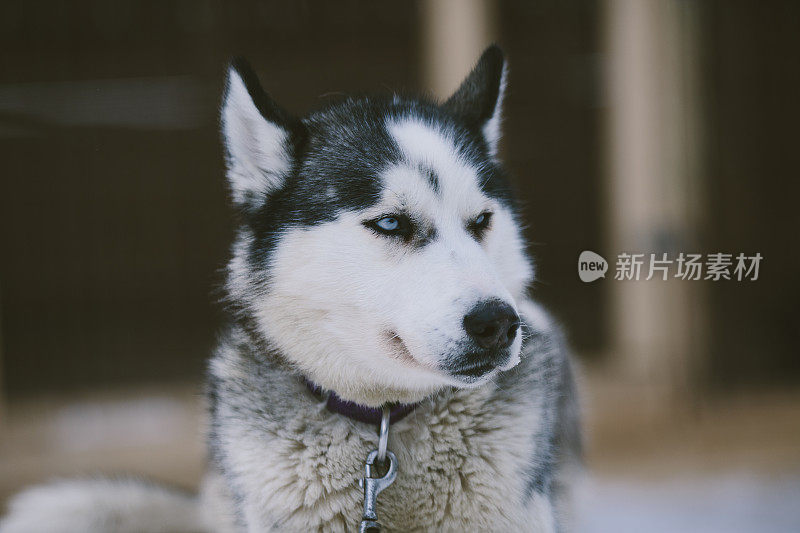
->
[[575, 474, 800, 533], [1, 373, 799, 531], [0, 384, 205, 508], [578, 367, 800, 532]]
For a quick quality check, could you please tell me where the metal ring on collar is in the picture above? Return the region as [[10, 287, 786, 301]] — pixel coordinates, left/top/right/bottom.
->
[[377, 405, 390, 464]]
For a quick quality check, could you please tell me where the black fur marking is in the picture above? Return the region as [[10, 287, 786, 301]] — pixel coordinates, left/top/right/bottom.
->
[[519, 328, 578, 502], [525, 423, 555, 497], [234, 93, 514, 273], [226, 57, 308, 151], [419, 163, 440, 194], [442, 45, 505, 136], [415, 225, 437, 248]]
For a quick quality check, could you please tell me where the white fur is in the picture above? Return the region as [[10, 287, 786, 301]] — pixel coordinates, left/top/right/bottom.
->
[[0, 479, 204, 533], [482, 63, 508, 158], [221, 70, 291, 205], [239, 119, 532, 406], [203, 327, 566, 532]]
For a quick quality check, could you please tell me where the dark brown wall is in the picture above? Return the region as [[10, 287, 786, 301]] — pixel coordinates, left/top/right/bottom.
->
[[702, 0, 800, 390]]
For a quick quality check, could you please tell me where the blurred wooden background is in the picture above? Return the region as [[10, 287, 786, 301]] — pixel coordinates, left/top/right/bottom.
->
[[1, 2, 799, 529]]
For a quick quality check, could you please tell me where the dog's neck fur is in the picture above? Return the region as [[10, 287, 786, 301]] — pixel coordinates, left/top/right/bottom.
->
[[233, 316, 445, 407], [205, 307, 579, 532], [299, 368, 441, 408]]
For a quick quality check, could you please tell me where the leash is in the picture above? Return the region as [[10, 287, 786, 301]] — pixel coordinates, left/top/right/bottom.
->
[[357, 405, 397, 532]]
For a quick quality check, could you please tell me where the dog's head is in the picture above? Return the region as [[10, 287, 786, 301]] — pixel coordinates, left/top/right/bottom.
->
[[222, 47, 533, 405]]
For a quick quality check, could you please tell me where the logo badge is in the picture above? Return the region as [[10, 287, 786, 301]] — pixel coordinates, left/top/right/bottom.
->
[[578, 251, 608, 282]]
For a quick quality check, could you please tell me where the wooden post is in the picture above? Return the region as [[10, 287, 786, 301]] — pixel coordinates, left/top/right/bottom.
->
[[420, 0, 497, 99], [602, 0, 705, 406]]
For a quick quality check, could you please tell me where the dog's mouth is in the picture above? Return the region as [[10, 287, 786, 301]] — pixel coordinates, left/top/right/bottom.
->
[[451, 361, 497, 378], [449, 352, 511, 380], [384, 333, 513, 381], [385, 330, 421, 367]]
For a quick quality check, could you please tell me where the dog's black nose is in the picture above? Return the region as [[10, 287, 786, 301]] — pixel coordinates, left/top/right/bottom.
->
[[463, 300, 519, 350]]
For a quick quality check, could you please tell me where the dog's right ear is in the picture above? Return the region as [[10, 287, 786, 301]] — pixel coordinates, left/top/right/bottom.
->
[[221, 58, 306, 209]]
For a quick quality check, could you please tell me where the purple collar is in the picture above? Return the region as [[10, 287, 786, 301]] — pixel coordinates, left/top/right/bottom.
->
[[303, 378, 418, 426]]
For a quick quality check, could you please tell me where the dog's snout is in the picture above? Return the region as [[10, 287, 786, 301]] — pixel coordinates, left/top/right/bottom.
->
[[463, 300, 519, 350]]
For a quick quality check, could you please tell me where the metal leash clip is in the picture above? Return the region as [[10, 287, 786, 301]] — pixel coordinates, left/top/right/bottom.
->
[[358, 406, 397, 533]]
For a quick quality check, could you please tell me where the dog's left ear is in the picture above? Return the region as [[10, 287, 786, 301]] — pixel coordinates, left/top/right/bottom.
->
[[442, 45, 507, 157], [221, 58, 306, 210]]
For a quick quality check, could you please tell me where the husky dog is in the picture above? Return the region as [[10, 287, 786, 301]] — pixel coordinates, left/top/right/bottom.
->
[[1, 46, 579, 532]]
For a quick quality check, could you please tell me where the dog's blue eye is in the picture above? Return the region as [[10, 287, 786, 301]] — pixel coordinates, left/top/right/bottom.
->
[[474, 212, 492, 227], [376, 217, 399, 231], [468, 211, 492, 240], [366, 214, 413, 239]]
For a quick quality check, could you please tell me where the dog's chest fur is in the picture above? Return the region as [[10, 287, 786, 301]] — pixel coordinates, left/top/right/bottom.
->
[[204, 323, 566, 532]]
